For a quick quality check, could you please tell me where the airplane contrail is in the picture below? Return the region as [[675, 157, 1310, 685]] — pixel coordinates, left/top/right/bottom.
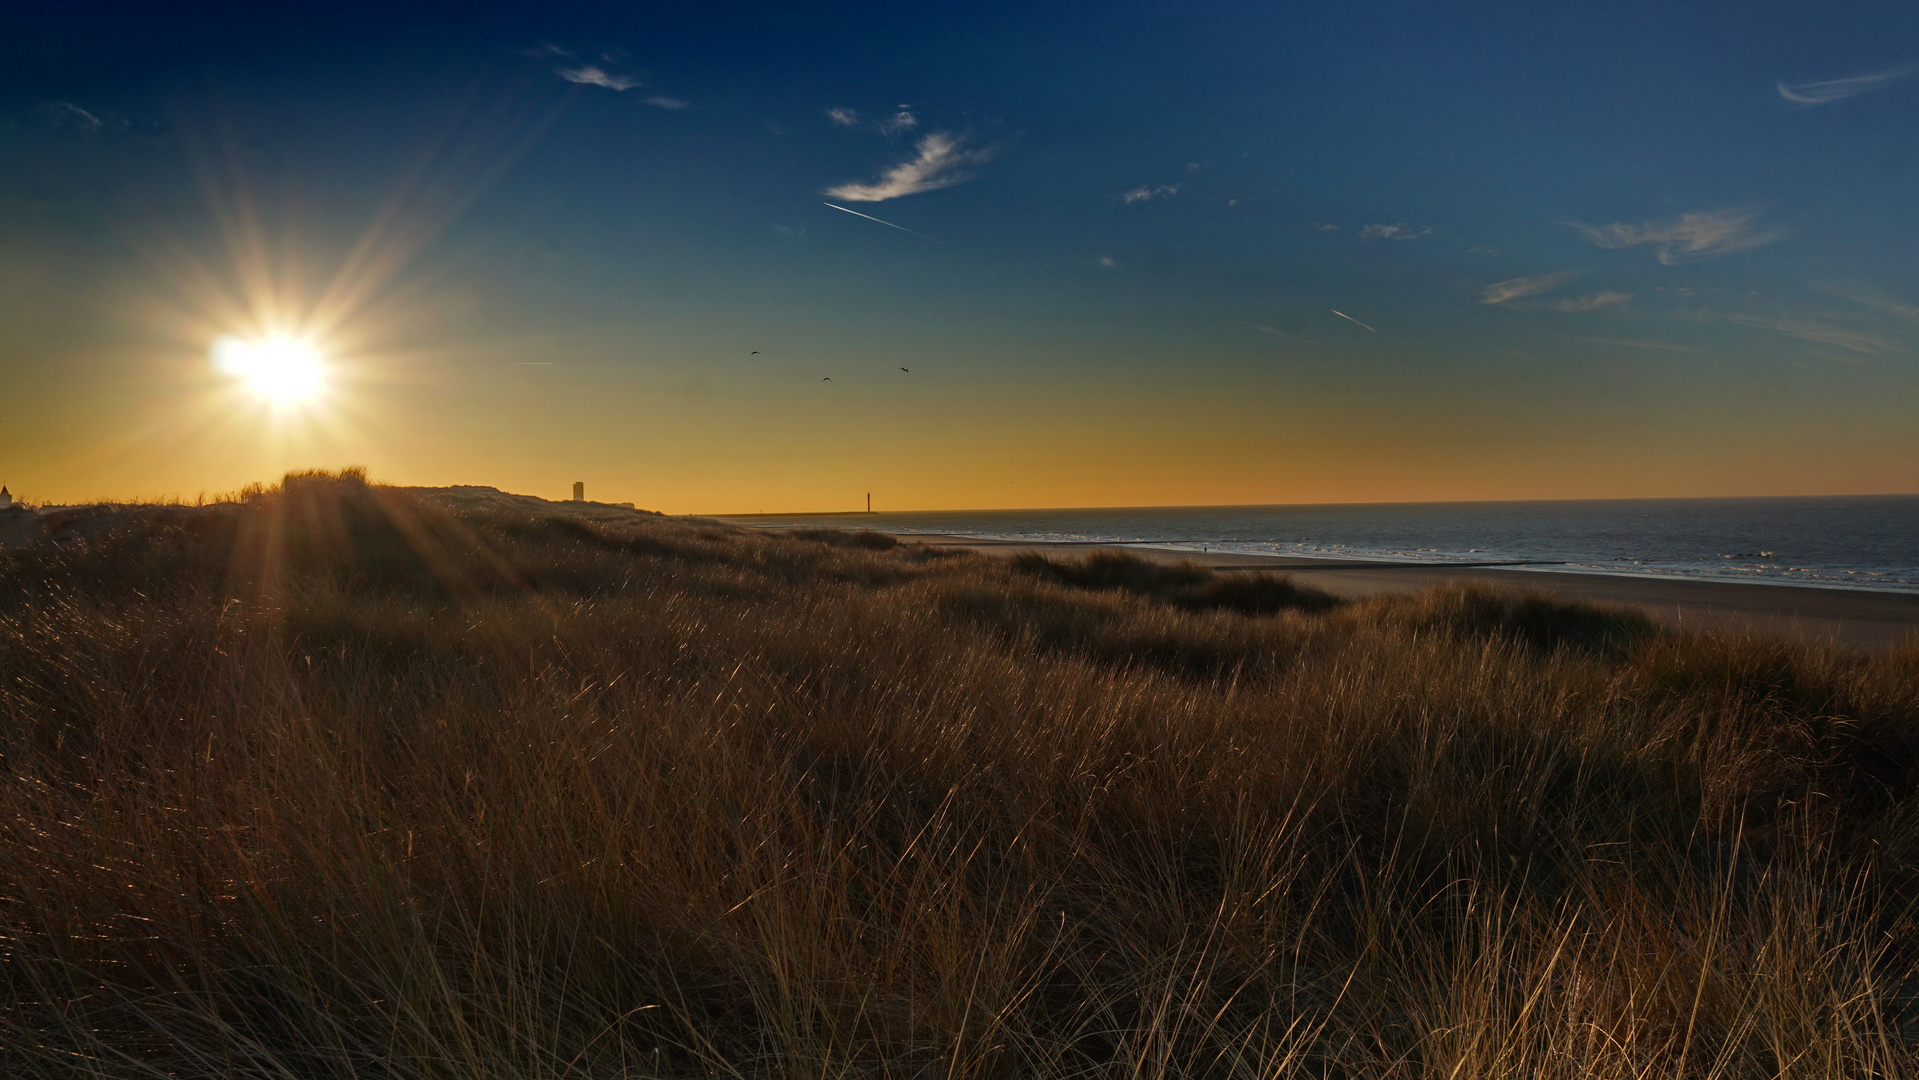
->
[[822, 202, 945, 244], [1330, 309, 1377, 333]]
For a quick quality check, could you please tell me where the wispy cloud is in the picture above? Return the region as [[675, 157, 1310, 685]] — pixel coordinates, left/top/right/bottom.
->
[[43, 101, 101, 130], [1481, 271, 1579, 305], [1583, 337, 1695, 352], [1725, 314, 1899, 354], [771, 224, 805, 240], [1569, 208, 1780, 265], [1098, 255, 1121, 269], [1680, 309, 1901, 354], [1121, 184, 1179, 204], [558, 65, 639, 91], [1832, 287, 1919, 323], [645, 95, 688, 110], [1330, 309, 1377, 332], [1778, 65, 1914, 105], [824, 132, 995, 202], [1551, 291, 1632, 313], [1359, 222, 1430, 240], [827, 106, 918, 134], [1255, 324, 1319, 344]]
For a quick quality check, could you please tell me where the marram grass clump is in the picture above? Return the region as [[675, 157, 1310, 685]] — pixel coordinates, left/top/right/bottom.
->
[[1012, 548, 1346, 615], [3, 473, 1918, 1079]]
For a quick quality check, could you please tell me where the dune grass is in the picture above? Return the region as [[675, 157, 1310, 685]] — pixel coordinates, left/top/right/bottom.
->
[[2, 472, 1918, 1078]]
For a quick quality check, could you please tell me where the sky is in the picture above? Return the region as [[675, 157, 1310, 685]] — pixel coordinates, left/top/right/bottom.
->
[[3, 1, 1917, 513]]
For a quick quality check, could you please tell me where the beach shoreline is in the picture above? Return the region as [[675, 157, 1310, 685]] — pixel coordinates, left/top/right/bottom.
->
[[894, 532, 1919, 651]]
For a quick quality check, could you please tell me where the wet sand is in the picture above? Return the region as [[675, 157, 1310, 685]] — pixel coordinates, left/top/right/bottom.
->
[[901, 535, 1919, 651]]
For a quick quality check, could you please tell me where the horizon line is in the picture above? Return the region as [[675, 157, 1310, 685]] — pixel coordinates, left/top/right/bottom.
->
[[696, 490, 1919, 517]]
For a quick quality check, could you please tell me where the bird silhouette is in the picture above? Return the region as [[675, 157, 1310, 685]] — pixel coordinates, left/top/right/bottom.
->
[[750, 350, 759, 355], [900, 367, 910, 372], [822, 377, 831, 381]]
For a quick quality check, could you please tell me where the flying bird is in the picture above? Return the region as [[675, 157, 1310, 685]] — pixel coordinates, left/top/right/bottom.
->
[[1330, 309, 1378, 333], [750, 350, 759, 355], [900, 367, 910, 372], [822, 377, 832, 381]]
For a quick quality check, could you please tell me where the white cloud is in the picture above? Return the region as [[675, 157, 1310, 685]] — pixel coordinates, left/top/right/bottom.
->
[[645, 95, 688, 110], [1186, 162, 1202, 173], [824, 132, 995, 202], [1569, 208, 1779, 265], [558, 65, 639, 91], [1359, 222, 1430, 240], [1778, 65, 1914, 105], [826, 107, 860, 127], [1481, 271, 1579, 304], [1121, 184, 1179, 204], [1550, 291, 1632, 313], [1098, 255, 1121, 269], [878, 109, 918, 135], [1319, 223, 1340, 231], [771, 224, 805, 239]]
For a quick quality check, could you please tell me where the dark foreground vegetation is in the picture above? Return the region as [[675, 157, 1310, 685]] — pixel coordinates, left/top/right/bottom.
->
[[4, 472, 1919, 1078]]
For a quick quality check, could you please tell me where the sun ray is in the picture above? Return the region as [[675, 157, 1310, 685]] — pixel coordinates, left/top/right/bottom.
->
[[89, 83, 578, 493]]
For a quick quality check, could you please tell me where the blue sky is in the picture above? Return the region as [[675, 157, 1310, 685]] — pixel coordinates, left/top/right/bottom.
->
[[3, 1, 1916, 510]]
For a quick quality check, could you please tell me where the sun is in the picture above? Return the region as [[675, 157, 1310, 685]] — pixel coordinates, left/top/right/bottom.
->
[[211, 334, 328, 407]]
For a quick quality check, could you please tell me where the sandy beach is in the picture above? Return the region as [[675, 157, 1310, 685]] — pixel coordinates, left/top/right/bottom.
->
[[900, 534, 1919, 650]]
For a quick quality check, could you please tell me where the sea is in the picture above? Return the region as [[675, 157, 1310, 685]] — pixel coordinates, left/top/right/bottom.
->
[[715, 496, 1919, 595]]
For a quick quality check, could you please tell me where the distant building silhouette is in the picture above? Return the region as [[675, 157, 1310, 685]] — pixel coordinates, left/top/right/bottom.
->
[[0, 486, 11, 509], [572, 481, 584, 502]]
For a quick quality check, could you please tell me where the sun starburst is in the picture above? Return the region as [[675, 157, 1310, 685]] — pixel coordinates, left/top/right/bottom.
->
[[211, 334, 329, 408]]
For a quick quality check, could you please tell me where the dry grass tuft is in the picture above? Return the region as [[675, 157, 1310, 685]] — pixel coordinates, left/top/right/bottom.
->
[[1012, 550, 1346, 617], [786, 528, 901, 551], [2, 474, 1917, 1078]]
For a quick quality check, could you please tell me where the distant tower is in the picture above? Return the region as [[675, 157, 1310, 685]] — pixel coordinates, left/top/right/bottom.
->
[[572, 481, 584, 502], [866, 492, 871, 513], [0, 486, 10, 509]]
